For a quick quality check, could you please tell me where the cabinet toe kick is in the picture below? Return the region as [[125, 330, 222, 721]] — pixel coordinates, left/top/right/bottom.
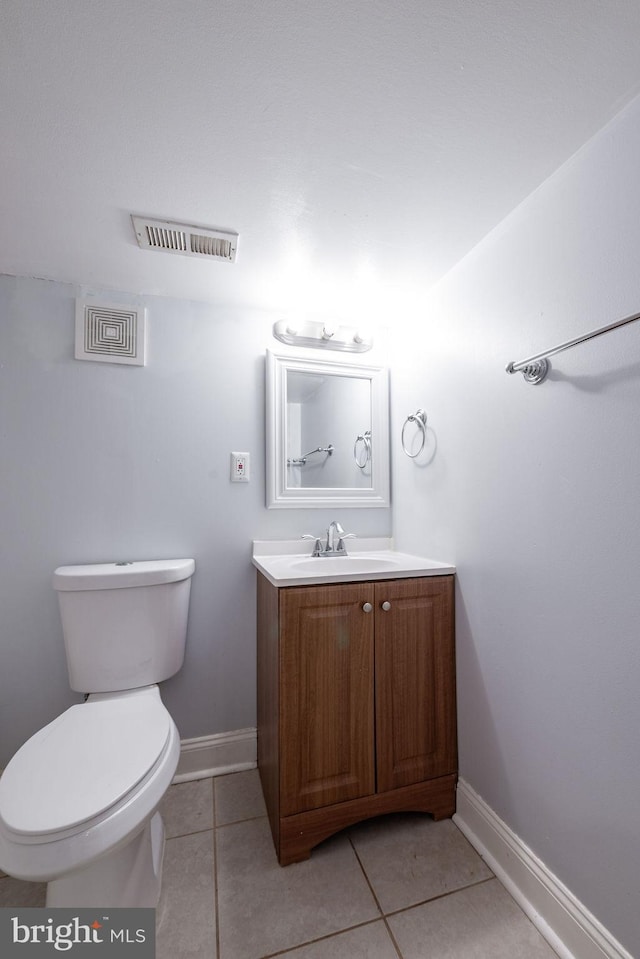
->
[[277, 775, 457, 866]]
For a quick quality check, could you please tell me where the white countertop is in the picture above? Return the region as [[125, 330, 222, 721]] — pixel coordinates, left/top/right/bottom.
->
[[252, 538, 455, 587]]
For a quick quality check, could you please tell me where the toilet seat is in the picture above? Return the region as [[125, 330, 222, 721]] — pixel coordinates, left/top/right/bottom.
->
[[0, 687, 172, 841], [0, 686, 180, 883]]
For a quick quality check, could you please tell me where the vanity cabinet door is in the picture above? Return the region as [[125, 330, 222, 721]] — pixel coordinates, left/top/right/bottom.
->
[[279, 583, 375, 816], [374, 576, 456, 793]]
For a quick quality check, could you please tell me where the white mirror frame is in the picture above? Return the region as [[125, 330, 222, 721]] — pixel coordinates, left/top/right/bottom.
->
[[266, 350, 390, 508]]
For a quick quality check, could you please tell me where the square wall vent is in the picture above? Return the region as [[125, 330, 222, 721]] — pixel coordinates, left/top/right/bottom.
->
[[131, 215, 238, 262], [75, 300, 146, 366]]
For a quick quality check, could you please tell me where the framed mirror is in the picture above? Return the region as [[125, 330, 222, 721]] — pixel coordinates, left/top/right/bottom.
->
[[266, 350, 390, 508]]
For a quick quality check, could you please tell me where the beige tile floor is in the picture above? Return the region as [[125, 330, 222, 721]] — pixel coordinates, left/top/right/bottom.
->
[[0, 770, 560, 959]]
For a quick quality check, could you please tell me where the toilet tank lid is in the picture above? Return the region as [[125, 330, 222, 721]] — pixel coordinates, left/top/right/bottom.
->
[[53, 558, 195, 591]]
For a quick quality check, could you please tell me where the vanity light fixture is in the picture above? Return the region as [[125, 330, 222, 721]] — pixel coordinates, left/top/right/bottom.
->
[[272, 319, 372, 353]]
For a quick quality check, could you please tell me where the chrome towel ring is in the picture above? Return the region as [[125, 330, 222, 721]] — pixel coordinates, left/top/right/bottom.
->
[[401, 409, 427, 458], [354, 430, 371, 468]]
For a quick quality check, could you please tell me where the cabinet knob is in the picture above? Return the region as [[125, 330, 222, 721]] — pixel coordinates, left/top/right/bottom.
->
[[381, 601, 391, 611], [362, 602, 373, 613]]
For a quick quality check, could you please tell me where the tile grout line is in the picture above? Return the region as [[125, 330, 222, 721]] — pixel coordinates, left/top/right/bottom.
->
[[164, 812, 269, 843], [215, 812, 268, 830], [213, 782, 221, 959], [211, 795, 394, 959], [211, 809, 394, 959], [384, 874, 497, 921], [348, 834, 404, 959], [346, 831, 499, 956], [165, 824, 216, 840], [254, 918, 389, 959]]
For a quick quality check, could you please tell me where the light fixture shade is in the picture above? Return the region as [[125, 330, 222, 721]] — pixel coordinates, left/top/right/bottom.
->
[[272, 319, 373, 352]]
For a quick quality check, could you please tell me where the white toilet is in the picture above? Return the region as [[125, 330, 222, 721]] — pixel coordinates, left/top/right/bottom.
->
[[0, 557, 195, 907]]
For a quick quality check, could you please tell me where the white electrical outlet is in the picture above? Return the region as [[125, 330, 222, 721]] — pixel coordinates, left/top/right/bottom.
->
[[231, 451, 250, 482]]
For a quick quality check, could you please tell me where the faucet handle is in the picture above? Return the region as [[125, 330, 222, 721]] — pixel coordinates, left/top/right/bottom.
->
[[302, 534, 323, 557], [336, 532, 356, 553]]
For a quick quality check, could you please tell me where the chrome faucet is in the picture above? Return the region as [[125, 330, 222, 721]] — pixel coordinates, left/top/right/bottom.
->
[[326, 520, 344, 553], [302, 521, 355, 557]]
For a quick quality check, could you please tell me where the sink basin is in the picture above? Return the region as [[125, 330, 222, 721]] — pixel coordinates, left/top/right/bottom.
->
[[252, 541, 455, 587], [289, 556, 401, 575], [289, 554, 398, 576]]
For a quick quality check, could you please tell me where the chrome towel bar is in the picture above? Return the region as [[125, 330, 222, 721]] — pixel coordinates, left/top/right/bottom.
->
[[287, 444, 334, 467], [506, 309, 640, 384]]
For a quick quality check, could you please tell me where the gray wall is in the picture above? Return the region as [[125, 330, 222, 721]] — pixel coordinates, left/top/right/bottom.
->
[[0, 277, 391, 762], [392, 95, 640, 955]]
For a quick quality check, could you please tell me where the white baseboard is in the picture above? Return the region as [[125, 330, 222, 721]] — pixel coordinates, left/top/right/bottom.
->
[[454, 779, 633, 959], [173, 727, 257, 783]]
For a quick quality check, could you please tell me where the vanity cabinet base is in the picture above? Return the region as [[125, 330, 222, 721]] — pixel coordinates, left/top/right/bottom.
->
[[274, 773, 457, 866], [257, 571, 457, 866]]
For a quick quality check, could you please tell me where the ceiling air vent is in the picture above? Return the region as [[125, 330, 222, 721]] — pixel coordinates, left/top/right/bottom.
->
[[131, 215, 238, 262]]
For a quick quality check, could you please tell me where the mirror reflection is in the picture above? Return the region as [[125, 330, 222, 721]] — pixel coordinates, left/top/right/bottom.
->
[[266, 350, 390, 508], [286, 371, 372, 489]]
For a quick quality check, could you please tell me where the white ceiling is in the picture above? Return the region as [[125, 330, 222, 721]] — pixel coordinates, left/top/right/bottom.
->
[[3, 0, 640, 323]]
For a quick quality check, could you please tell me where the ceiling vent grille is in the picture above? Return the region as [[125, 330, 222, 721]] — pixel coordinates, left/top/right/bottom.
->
[[75, 300, 146, 366], [131, 215, 238, 262]]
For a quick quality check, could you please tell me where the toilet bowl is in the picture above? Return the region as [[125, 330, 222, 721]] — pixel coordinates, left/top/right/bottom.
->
[[0, 686, 180, 906], [0, 558, 195, 907]]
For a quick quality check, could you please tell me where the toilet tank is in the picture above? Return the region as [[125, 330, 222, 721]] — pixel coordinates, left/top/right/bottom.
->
[[53, 559, 196, 694]]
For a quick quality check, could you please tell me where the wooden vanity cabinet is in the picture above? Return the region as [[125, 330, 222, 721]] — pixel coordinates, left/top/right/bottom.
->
[[257, 573, 456, 865]]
